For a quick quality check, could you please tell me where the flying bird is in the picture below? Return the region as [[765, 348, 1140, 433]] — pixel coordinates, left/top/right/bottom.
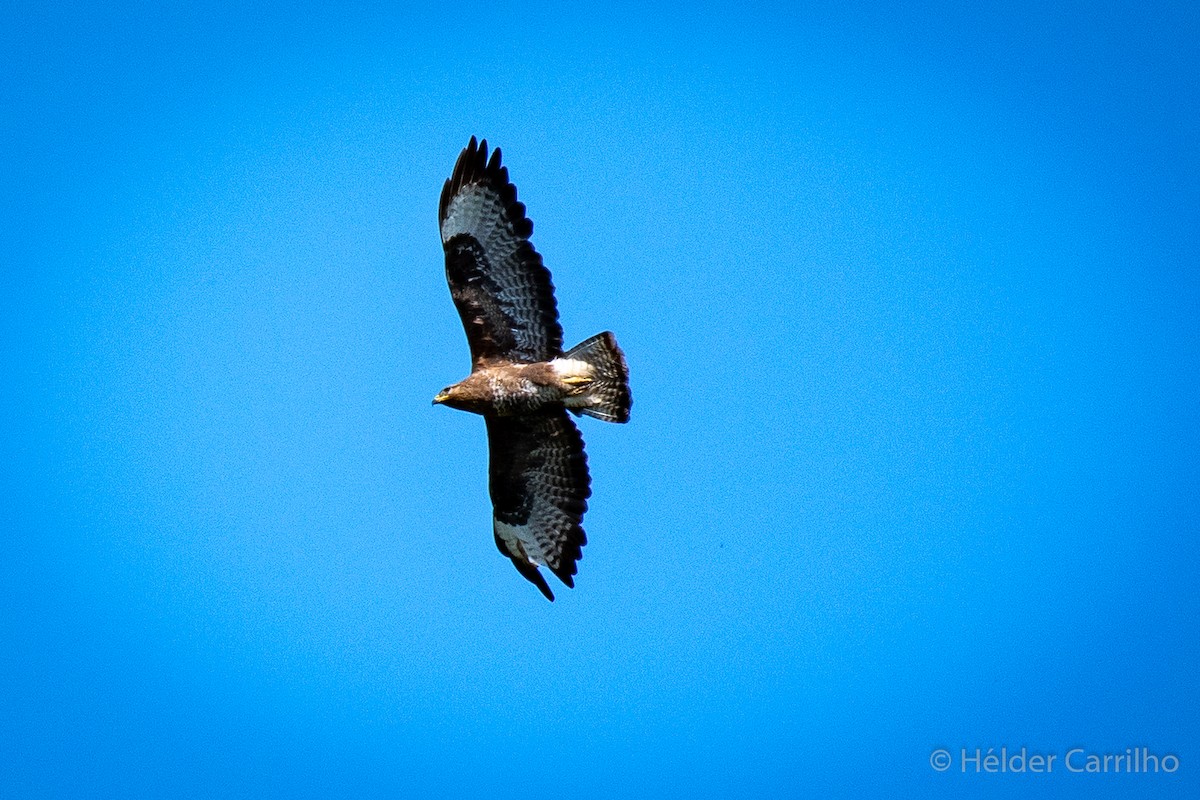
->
[[434, 137, 631, 601]]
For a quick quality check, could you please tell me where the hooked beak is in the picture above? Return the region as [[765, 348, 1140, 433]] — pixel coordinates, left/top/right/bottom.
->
[[432, 392, 449, 406]]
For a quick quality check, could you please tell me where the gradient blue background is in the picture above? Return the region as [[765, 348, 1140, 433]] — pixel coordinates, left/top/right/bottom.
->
[[3, 2, 1196, 797]]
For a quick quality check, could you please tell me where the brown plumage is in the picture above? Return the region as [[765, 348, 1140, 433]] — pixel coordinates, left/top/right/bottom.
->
[[434, 137, 631, 600]]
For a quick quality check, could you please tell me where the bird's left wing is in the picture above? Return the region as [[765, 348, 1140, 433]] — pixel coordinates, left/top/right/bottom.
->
[[485, 410, 591, 601], [439, 137, 563, 365]]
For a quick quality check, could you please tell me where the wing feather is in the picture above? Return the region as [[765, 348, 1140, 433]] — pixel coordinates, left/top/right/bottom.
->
[[485, 411, 590, 599], [440, 137, 563, 364]]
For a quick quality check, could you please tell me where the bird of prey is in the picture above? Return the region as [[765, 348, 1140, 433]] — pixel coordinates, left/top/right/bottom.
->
[[434, 137, 631, 601]]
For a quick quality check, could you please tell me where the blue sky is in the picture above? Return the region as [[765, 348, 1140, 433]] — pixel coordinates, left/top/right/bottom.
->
[[3, 2, 1197, 797]]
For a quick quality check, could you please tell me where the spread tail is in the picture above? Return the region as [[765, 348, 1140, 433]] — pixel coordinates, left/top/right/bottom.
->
[[561, 332, 631, 423]]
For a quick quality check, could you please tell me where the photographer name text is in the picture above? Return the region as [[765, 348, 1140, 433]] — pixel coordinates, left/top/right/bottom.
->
[[929, 746, 1180, 774]]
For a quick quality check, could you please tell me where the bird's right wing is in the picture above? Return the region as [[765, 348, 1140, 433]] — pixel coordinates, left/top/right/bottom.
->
[[485, 410, 591, 601]]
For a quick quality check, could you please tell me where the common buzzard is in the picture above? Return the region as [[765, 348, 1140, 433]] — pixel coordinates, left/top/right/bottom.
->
[[434, 137, 631, 601]]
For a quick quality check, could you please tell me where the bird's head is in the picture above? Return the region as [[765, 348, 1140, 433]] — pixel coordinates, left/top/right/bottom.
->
[[432, 384, 456, 405], [433, 381, 473, 411]]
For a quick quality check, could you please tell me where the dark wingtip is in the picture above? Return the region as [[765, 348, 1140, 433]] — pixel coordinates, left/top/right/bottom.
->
[[547, 539, 582, 589], [499, 537, 557, 601], [526, 567, 556, 602]]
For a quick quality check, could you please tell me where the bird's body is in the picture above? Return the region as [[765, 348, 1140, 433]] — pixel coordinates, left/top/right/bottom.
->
[[433, 137, 631, 600], [435, 361, 566, 416], [435, 333, 628, 419]]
